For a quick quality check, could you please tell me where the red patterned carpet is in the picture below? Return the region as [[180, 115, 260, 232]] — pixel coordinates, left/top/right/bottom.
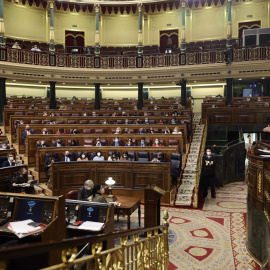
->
[[117, 182, 260, 270]]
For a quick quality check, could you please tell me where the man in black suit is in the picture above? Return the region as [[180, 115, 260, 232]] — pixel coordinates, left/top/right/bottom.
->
[[37, 138, 50, 148], [202, 149, 216, 198], [52, 137, 65, 147], [61, 151, 75, 162], [22, 125, 36, 146], [77, 179, 94, 201], [111, 137, 123, 146], [2, 154, 16, 167], [95, 137, 106, 146], [138, 137, 149, 147]]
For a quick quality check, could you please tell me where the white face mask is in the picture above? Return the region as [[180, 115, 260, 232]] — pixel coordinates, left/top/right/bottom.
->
[[81, 155, 85, 159], [97, 153, 101, 157], [155, 140, 159, 144], [101, 188, 105, 194], [123, 155, 127, 158], [86, 187, 91, 190], [207, 152, 211, 156], [9, 157, 14, 161], [2, 145, 6, 149]]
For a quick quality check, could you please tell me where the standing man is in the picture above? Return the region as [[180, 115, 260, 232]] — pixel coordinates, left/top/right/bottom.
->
[[22, 125, 36, 146], [202, 149, 216, 198]]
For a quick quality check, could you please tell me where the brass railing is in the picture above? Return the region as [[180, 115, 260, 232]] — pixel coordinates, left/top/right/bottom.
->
[[0, 211, 169, 270]]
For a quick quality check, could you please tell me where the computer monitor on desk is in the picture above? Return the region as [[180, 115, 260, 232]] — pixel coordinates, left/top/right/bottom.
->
[[15, 198, 55, 224]]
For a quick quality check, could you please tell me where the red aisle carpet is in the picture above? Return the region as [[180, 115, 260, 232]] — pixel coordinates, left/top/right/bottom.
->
[[119, 182, 260, 270]]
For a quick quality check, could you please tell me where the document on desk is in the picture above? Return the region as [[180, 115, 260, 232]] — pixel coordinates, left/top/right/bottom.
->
[[8, 219, 43, 238], [259, 149, 270, 153], [78, 221, 104, 231]]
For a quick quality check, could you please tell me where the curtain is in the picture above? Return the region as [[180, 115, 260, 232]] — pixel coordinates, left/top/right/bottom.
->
[[65, 31, 85, 54]]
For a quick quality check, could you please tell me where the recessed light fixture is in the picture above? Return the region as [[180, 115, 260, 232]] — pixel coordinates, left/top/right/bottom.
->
[[62, 82, 65, 84], [39, 81, 42, 83], [150, 83, 153, 85], [194, 81, 197, 83], [239, 78, 242, 80], [172, 82, 175, 84], [13, 79, 16, 82], [262, 77, 265, 79], [107, 83, 110, 85], [85, 83, 88, 85], [216, 80, 219, 81]]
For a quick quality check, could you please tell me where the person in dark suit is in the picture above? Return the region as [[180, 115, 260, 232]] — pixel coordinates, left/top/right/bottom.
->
[[95, 137, 106, 146], [45, 155, 55, 178], [138, 137, 149, 147], [22, 125, 36, 145], [111, 137, 123, 146], [92, 184, 107, 203], [77, 180, 94, 201], [52, 137, 65, 147], [202, 149, 216, 198], [61, 151, 75, 162], [2, 154, 16, 167], [0, 141, 10, 149], [37, 138, 50, 148], [12, 167, 34, 194]]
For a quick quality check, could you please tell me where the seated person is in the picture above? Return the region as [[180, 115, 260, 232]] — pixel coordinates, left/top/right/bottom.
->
[[77, 179, 94, 201], [52, 137, 65, 147], [2, 154, 16, 167], [111, 137, 123, 146], [43, 111, 48, 116], [45, 154, 55, 178], [124, 128, 131, 134], [108, 151, 120, 161], [149, 127, 155, 134], [138, 128, 145, 134], [12, 168, 35, 194], [114, 127, 122, 135], [95, 137, 106, 146], [92, 184, 107, 203], [56, 128, 66, 135], [120, 151, 131, 161], [12, 41, 21, 49], [42, 128, 50, 134], [125, 118, 129, 124], [92, 111, 97, 117], [159, 118, 164, 124], [133, 105, 138, 110], [125, 138, 135, 146], [138, 137, 149, 147], [152, 139, 163, 147], [171, 118, 177, 125], [37, 138, 50, 148], [144, 117, 149, 124], [61, 151, 74, 162], [22, 125, 36, 145], [102, 119, 108, 125], [172, 127, 182, 134], [46, 119, 56, 125], [68, 139, 77, 146], [151, 152, 165, 162], [163, 127, 171, 134], [77, 152, 88, 161], [0, 141, 10, 149], [93, 150, 105, 161], [71, 128, 79, 134]]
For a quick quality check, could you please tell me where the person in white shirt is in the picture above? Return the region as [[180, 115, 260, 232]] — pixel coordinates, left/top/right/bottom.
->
[[93, 151, 105, 161], [30, 45, 41, 52]]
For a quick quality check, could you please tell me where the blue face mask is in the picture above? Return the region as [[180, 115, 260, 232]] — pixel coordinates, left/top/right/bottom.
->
[[115, 139, 119, 142]]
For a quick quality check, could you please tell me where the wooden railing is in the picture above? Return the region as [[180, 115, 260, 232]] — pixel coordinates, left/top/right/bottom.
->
[[0, 211, 169, 270]]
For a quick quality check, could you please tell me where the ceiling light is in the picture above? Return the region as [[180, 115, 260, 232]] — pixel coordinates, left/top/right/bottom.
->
[[239, 78, 242, 80], [13, 79, 16, 81], [216, 80, 219, 81], [262, 77, 265, 79], [62, 82, 65, 84]]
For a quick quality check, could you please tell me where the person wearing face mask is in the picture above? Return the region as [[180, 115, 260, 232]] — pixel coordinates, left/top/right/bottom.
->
[[12, 167, 35, 194], [78, 179, 94, 201], [102, 119, 108, 125], [144, 118, 149, 124], [92, 184, 108, 203], [2, 154, 16, 167], [93, 150, 105, 161], [22, 125, 36, 146], [53, 137, 65, 147], [152, 139, 163, 147], [125, 119, 129, 124], [202, 149, 216, 199], [0, 141, 10, 149], [125, 138, 135, 146], [61, 151, 74, 162], [163, 127, 171, 134], [108, 151, 120, 161], [95, 137, 106, 146], [111, 137, 123, 146], [120, 151, 131, 161], [138, 137, 149, 147], [138, 128, 145, 134], [114, 127, 122, 135], [37, 138, 50, 148], [77, 152, 88, 161]]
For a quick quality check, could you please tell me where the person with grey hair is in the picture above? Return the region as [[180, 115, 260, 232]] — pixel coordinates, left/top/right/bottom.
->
[[77, 179, 94, 201]]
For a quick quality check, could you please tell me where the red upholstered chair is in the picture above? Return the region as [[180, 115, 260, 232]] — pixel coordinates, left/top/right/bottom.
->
[[62, 113, 71, 116], [168, 139, 179, 152], [83, 129, 93, 134], [26, 112, 34, 115], [55, 121, 64, 124], [31, 120, 41, 124], [95, 129, 105, 134], [68, 120, 76, 124], [79, 120, 88, 124], [84, 139, 93, 146], [89, 120, 98, 124]]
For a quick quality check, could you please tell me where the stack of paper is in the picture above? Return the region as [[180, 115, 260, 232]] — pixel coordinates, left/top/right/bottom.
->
[[78, 221, 104, 231], [8, 219, 43, 238]]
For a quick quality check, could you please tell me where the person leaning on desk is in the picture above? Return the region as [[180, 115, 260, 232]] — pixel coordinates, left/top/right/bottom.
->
[[12, 167, 35, 194], [77, 180, 94, 201]]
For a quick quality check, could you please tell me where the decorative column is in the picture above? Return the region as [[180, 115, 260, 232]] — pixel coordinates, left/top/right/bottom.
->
[[0, 77, 6, 125], [180, 0, 186, 52], [95, 4, 100, 56], [137, 3, 143, 55], [138, 82, 144, 110], [226, 0, 232, 63], [0, 0, 5, 47], [225, 78, 233, 105], [180, 79, 187, 107], [49, 81, 57, 109], [94, 83, 101, 110], [49, 1, 55, 53]]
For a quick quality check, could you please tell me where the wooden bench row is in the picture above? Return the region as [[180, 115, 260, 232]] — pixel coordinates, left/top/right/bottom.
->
[[25, 133, 183, 165], [36, 146, 179, 181]]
